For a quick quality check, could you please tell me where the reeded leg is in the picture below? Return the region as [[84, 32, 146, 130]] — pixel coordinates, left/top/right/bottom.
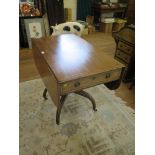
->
[[43, 88, 48, 100], [75, 90, 97, 111], [56, 95, 68, 125]]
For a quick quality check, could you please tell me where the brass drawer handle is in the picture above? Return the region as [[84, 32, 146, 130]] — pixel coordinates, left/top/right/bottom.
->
[[105, 73, 111, 78], [74, 82, 80, 87], [92, 76, 96, 80]]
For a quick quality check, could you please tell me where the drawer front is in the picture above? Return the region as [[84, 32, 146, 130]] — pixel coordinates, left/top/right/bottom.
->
[[118, 41, 133, 55], [60, 69, 122, 95], [114, 56, 128, 66], [116, 50, 131, 64]]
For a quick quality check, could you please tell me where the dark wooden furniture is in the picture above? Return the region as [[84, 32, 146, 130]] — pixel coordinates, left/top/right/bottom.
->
[[126, 0, 135, 25], [93, 2, 128, 24], [32, 34, 124, 124], [113, 25, 135, 82]]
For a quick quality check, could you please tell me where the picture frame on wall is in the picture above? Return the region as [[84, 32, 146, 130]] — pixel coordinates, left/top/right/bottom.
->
[[24, 18, 45, 48]]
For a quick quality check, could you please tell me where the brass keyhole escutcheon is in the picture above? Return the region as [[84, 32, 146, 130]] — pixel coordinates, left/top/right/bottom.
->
[[92, 77, 96, 80], [105, 73, 110, 78], [74, 82, 80, 87]]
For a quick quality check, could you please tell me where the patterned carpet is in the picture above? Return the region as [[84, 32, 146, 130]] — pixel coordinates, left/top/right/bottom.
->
[[19, 79, 135, 155]]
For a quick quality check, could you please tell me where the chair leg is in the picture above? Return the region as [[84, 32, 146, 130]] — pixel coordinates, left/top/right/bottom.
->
[[56, 95, 68, 125], [74, 90, 97, 111]]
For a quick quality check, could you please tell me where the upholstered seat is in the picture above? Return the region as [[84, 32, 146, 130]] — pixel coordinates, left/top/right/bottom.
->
[[50, 22, 84, 36]]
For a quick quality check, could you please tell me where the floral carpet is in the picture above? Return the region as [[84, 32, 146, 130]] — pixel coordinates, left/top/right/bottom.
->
[[20, 79, 135, 155]]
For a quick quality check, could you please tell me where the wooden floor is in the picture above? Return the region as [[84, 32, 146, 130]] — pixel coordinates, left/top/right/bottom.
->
[[19, 32, 135, 109]]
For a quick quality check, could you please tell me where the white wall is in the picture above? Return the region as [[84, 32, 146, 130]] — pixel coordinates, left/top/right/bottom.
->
[[64, 0, 77, 21]]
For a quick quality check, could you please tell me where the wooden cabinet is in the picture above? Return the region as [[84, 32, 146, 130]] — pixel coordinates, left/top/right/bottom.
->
[[92, 2, 128, 24], [126, 0, 135, 24], [113, 26, 135, 82]]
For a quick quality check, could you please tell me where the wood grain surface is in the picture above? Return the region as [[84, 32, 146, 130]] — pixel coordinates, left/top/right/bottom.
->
[[32, 34, 124, 83]]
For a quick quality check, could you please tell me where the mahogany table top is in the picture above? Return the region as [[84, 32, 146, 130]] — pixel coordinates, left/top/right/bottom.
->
[[32, 34, 124, 83]]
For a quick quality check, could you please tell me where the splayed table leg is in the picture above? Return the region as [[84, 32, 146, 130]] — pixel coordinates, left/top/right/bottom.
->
[[56, 95, 68, 125], [75, 90, 97, 111], [43, 88, 48, 100]]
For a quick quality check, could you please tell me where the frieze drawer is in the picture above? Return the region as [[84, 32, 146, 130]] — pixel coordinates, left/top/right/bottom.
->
[[116, 49, 131, 64], [118, 41, 133, 55], [60, 69, 122, 95]]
